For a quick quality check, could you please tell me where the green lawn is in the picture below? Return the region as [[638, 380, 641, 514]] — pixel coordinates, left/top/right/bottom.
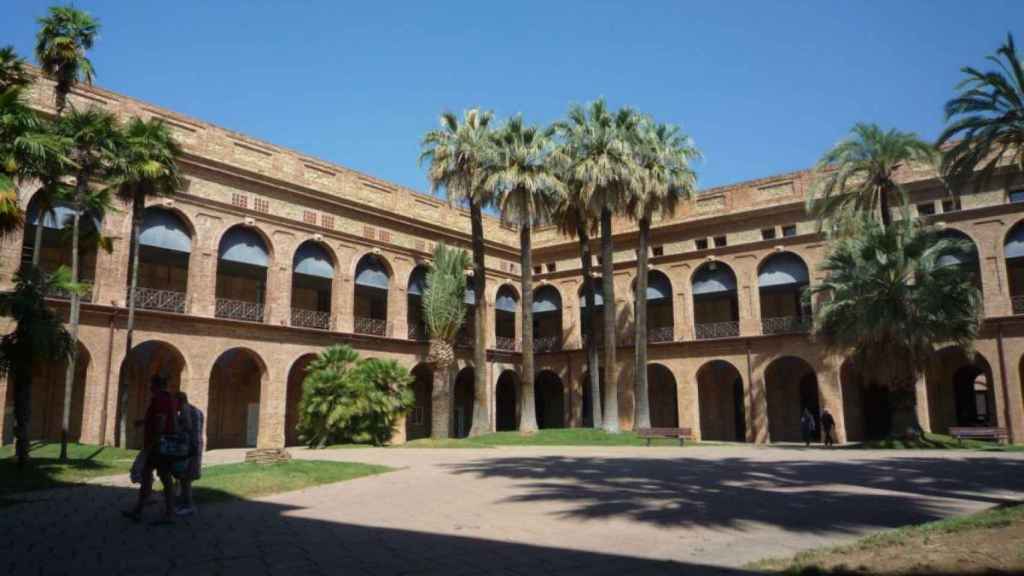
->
[[749, 503, 1024, 574], [0, 442, 137, 496], [187, 460, 392, 504], [398, 428, 706, 448], [845, 432, 1024, 451]]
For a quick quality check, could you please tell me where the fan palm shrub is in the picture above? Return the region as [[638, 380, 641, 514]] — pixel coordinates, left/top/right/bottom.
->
[[35, 4, 99, 117], [809, 216, 982, 436], [421, 243, 471, 438], [420, 109, 494, 436]]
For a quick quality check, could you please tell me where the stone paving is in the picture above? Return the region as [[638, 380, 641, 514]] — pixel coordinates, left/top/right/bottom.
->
[[3, 445, 1023, 575]]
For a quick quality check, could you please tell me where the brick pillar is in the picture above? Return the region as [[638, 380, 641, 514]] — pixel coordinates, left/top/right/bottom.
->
[[267, 260, 292, 327], [749, 362, 769, 444], [96, 209, 131, 307], [914, 373, 931, 433], [677, 361, 699, 440], [191, 249, 216, 318], [257, 372, 286, 449], [334, 245, 356, 333]]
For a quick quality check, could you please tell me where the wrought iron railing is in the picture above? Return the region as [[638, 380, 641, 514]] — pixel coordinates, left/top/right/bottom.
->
[[408, 323, 428, 341], [354, 316, 389, 337], [761, 315, 811, 335], [534, 335, 561, 352], [133, 286, 187, 314], [1013, 295, 1024, 315], [291, 308, 332, 330], [50, 284, 94, 303], [647, 325, 674, 343], [694, 320, 740, 340], [215, 298, 265, 323], [495, 336, 517, 351]]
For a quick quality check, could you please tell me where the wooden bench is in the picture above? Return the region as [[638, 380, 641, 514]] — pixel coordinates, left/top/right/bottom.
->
[[949, 427, 1009, 444], [636, 427, 693, 446]]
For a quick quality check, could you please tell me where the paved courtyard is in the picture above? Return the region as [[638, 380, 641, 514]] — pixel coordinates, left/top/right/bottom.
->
[[3, 445, 1023, 575]]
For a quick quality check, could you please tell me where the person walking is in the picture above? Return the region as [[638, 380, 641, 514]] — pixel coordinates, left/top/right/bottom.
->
[[174, 391, 204, 516], [800, 408, 816, 447], [821, 408, 836, 448], [123, 375, 178, 524]]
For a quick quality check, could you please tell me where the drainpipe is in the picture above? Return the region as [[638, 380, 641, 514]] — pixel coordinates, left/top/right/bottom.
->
[[99, 309, 118, 445], [996, 322, 1015, 441]]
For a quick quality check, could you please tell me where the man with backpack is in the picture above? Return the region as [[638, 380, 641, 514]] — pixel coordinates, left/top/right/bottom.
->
[[123, 375, 178, 524]]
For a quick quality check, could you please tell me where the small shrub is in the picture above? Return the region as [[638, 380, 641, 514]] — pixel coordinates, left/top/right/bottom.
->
[[296, 345, 414, 447]]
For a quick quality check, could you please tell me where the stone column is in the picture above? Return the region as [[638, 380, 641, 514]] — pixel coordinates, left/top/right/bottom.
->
[[749, 362, 769, 444], [257, 372, 287, 449], [914, 373, 932, 434]]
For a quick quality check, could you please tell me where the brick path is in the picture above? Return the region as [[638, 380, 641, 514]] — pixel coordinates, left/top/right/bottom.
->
[[3, 445, 1023, 575]]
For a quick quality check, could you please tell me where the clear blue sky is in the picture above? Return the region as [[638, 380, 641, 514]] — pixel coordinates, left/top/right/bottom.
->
[[4, 1, 1023, 194]]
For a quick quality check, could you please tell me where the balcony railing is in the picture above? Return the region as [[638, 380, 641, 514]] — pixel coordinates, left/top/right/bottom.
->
[[133, 286, 187, 314], [534, 335, 561, 352], [495, 336, 517, 351], [408, 323, 428, 341], [695, 320, 740, 340], [354, 317, 389, 337], [1013, 294, 1024, 315], [50, 284, 94, 303], [291, 308, 332, 330], [761, 315, 811, 335], [215, 298, 265, 323], [647, 325, 674, 343]]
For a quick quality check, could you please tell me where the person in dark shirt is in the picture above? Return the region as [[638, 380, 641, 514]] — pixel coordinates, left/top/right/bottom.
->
[[821, 409, 837, 448], [123, 375, 178, 524]]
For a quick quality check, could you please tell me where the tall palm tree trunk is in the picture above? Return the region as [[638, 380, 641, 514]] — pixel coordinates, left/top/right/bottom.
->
[[468, 200, 491, 436], [118, 190, 144, 447], [430, 359, 453, 439], [59, 191, 83, 460], [634, 216, 651, 429], [600, 206, 619, 432], [577, 222, 602, 429], [13, 359, 32, 466], [879, 182, 893, 228], [519, 221, 538, 433]]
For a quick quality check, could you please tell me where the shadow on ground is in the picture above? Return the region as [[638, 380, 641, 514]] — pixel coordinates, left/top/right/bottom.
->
[[448, 455, 1024, 534]]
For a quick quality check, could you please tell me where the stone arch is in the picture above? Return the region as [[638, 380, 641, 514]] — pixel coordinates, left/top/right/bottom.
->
[[406, 363, 433, 441], [691, 261, 739, 339], [757, 251, 811, 334], [135, 206, 195, 312], [115, 339, 188, 449], [291, 240, 336, 329], [353, 252, 393, 336], [533, 283, 563, 352], [696, 359, 746, 441], [495, 284, 519, 350], [21, 194, 103, 296], [496, 369, 519, 431], [285, 352, 320, 446], [647, 363, 679, 427], [406, 264, 430, 340], [936, 228, 982, 291], [208, 347, 267, 449], [215, 225, 272, 322], [632, 269, 675, 342], [764, 356, 820, 443], [535, 370, 565, 429], [927, 346, 995, 433]]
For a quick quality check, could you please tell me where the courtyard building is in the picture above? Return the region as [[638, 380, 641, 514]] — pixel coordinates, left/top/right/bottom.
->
[[3, 71, 1024, 448]]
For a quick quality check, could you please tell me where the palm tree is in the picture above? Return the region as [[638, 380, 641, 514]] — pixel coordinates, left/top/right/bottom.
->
[[53, 108, 121, 459], [625, 120, 700, 429], [938, 34, 1024, 190], [555, 100, 640, 432], [809, 216, 982, 436], [35, 4, 100, 117], [0, 266, 74, 465], [420, 108, 495, 437], [422, 243, 471, 438], [0, 46, 33, 90], [113, 118, 182, 446], [484, 116, 564, 433], [807, 123, 935, 231]]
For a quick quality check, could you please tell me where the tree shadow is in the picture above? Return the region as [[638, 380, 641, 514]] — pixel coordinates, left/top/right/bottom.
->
[[447, 455, 1024, 534]]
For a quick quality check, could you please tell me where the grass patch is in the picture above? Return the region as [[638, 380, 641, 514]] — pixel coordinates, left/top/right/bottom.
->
[[749, 503, 1024, 575], [188, 460, 392, 504], [0, 442, 137, 496], [844, 432, 1024, 451], [393, 428, 707, 448]]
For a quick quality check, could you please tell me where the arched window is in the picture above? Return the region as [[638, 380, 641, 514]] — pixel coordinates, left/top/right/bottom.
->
[[639, 270, 674, 342], [1005, 223, 1024, 314], [758, 252, 810, 334], [354, 254, 390, 336], [216, 227, 269, 322], [578, 278, 604, 347], [407, 265, 429, 340], [135, 207, 191, 313], [22, 196, 102, 302], [533, 285, 563, 352], [291, 241, 334, 330], [495, 285, 518, 351], [692, 262, 739, 339]]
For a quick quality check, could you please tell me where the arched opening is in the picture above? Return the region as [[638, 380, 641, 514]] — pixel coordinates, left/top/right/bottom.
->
[[406, 265, 429, 340], [495, 370, 519, 431], [216, 226, 269, 322], [639, 271, 674, 342], [765, 356, 820, 443], [692, 262, 739, 339], [579, 278, 605, 348], [291, 242, 334, 330], [456, 276, 476, 348], [406, 364, 433, 441], [354, 254, 390, 336], [841, 359, 892, 442], [581, 368, 606, 428], [208, 348, 264, 449], [697, 360, 746, 441], [117, 340, 185, 449], [647, 363, 678, 427], [1006, 223, 1024, 314], [533, 285, 562, 352], [453, 366, 474, 438], [495, 285, 518, 351], [927, 347, 995, 433], [285, 353, 318, 446], [17, 342, 90, 442], [21, 195, 101, 302], [758, 252, 810, 334], [133, 207, 191, 313], [937, 229, 982, 291], [535, 370, 565, 429]]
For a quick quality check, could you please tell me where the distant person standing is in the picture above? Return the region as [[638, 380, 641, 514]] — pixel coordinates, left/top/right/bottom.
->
[[821, 408, 836, 448], [175, 391, 204, 517], [800, 408, 816, 447]]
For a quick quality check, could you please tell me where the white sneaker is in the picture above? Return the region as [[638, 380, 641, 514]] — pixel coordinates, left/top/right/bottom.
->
[[175, 507, 196, 517]]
